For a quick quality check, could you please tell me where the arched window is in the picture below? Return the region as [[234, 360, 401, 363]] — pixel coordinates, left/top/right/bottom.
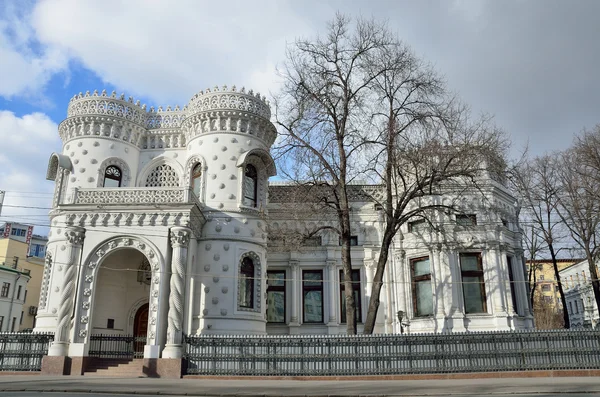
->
[[103, 166, 122, 187], [238, 257, 255, 308], [243, 164, 258, 207], [191, 163, 202, 198], [145, 164, 179, 187]]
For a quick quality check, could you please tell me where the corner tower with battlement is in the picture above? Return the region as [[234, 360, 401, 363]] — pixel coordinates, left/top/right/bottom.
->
[[38, 86, 277, 374]]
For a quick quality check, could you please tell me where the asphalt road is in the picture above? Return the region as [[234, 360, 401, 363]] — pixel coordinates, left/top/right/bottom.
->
[[0, 391, 600, 397]]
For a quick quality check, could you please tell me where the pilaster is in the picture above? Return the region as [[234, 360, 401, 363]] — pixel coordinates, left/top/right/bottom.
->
[[48, 226, 86, 357], [162, 226, 191, 359]]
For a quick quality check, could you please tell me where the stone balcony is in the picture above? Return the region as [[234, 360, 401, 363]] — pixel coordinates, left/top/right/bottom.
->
[[57, 187, 205, 236], [67, 187, 202, 208]]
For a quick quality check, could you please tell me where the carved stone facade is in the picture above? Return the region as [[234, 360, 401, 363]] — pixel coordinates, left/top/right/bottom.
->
[[38, 86, 277, 360], [37, 85, 532, 362]]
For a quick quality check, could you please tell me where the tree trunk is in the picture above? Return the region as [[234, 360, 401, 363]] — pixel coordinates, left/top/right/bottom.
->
[[549, 243, 569, 328], [363, 228, 394, 334], [584, 248, 600, 323], [338, 186, 356, 334], [529, 262, 537, 308]]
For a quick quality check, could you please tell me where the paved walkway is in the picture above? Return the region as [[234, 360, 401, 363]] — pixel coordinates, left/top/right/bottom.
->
[[0, 375, 599, 396]]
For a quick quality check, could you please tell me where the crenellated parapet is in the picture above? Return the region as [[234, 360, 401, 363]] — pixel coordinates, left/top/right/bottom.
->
[[186, 85, 270, 120], [67, 90, 148, 126], [59, 85, 276, 149]]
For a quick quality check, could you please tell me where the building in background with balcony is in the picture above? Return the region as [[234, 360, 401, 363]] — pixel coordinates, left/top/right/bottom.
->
[[36, 86, 532, 374], [0, 222, 43, 331], [560, 260, 600, 329]]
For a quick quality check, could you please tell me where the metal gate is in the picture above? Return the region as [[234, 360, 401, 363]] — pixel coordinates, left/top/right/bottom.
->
[[88, 334, 146, 359]]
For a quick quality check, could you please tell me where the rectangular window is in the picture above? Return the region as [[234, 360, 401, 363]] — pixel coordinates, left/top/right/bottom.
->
[[411, 257, 433, 317], [266, 271, 286, 323], [456, 214, 477, 226], [568, 301, 573, 314], [17, 285, 21, 300], [541, 284, 551, 292], [408, 219, 427, 233], [538, 275, 545, 281], [11, 317, 15, 332], [23, 290, 27, 303], [459, 253, 487, 314], [1, 283, 9, 298], [302, 270, 323, 323], [19, 311, 23, 325], [0, 316, 3, 331], [107, 319, 115, 329], [340, 269, 361, 323], [20, 229, 26, 237], [506, 256, 518, 313]]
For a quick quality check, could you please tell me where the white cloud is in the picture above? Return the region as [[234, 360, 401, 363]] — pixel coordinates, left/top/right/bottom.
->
[[0, 110, 59, 151], [30, 0, 321, 104], [0, 111, 59, 230], [0, 2, 68, 98]]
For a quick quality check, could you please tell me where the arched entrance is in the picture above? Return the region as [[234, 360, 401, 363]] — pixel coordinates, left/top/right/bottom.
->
[[134, 303, 149, 358]]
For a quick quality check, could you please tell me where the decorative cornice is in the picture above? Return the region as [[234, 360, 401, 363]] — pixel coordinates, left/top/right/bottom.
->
[[62, 209, 204, 237]]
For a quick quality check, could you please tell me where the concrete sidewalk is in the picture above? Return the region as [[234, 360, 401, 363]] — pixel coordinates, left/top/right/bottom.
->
[[0, 375, 599, 396]]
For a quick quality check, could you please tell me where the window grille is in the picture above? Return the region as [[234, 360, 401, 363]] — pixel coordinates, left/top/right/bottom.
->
[[145, 164, 179, 187]]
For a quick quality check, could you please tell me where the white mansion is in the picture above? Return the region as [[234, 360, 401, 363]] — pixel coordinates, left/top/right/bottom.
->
[[36, 86, 533, 362]]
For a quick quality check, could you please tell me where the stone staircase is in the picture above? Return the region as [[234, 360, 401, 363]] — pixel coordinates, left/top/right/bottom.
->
[[85, 358, 145, 377]]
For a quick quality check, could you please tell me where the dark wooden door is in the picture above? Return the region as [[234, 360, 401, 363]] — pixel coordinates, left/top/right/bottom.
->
[[133, 303, 149, 357]]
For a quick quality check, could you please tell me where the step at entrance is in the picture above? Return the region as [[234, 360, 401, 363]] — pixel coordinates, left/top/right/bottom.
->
[[85, 358, 145, 377]]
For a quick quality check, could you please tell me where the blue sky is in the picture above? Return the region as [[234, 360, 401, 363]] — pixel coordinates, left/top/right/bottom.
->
[[1, 0, 600, 235]]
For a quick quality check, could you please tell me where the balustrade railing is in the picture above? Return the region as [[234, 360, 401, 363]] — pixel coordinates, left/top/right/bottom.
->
[[69, 187, 201, 208], [0, 333, 53, 371], [89, 334, 147, 359], [183, 330, 600, 376]]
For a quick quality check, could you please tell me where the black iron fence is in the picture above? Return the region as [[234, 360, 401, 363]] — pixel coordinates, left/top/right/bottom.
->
[[89, 334, 146, 359], [0, 332, 53, 371], [183, 330, 600, 376]]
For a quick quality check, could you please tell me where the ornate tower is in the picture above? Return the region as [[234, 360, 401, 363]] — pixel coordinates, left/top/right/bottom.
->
[[183, 86, 277, 334]]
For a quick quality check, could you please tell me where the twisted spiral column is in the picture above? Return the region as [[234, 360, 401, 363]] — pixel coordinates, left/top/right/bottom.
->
[[48, 226, 85, 356], [163, 226, 191, 358]]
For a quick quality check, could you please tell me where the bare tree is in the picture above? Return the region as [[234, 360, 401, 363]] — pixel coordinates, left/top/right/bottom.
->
[[273, 14, 392, 334], [275, 14, 508, 334], [555, 148, 600, 320], [360, 42, 507, 334], [508, 155, 570, 328], [523, 225, 544, 306]]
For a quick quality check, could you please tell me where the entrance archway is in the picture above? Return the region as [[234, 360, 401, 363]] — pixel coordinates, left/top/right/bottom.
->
[[134, 303, 149, 357]]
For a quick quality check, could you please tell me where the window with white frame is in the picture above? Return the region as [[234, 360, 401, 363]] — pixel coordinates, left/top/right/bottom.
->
[[103, 165, 122, 187], [243, 164, 258, 207], [237, 252, 261, 312], [191, 163, 203, 198], [411, 256, 433, 317], [459, 253, 487, 314], [302, 270, 323, 323], [340, 269, 361, 323]]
